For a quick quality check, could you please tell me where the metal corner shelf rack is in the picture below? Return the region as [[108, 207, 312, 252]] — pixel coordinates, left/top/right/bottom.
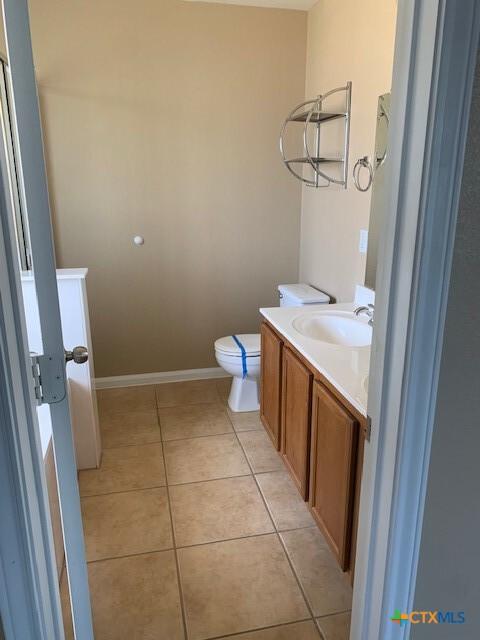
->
[[280, 81, 352, 189]]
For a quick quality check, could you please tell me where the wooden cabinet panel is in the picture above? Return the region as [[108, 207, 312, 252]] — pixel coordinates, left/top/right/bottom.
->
[[260, 322, 283, 450], [281, 347, 313, 499], [349, 427, 365, 584], [309, 381, 358, 570]]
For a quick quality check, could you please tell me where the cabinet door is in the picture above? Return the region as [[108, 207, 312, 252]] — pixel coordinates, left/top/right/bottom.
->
[[260, 322, 283, 450], [348, 426, 365, 584], [281, 347, 313, 499], [309, 381, 358, 570]]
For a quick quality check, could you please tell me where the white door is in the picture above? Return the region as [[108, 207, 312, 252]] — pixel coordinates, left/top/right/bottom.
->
[[1, 0, 94, 638]]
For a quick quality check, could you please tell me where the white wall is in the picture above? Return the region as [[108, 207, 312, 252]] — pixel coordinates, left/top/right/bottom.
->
[[21, 269, 100, 469]]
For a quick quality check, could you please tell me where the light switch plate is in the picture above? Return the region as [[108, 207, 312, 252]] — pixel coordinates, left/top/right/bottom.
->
[[359, 229, 369, 254]]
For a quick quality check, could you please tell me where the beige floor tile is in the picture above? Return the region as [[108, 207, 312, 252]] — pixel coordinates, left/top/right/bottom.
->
[[156, 379, 220, 408], [97, 385, 156, 414], [159, 402, 233, 441], [317, 612, 351, 640], [216, 621, 321, 640], [228, 408, 264, 432], [164, 433, 250, 485], [82, 488, 172, 561], [215, 377, 232, 403], [99, 409, 160, 448], [170, 476, 274, 546], [178, 534, 309, 640], [256, 471, 315, 531], [280, 528, 352, 617], [89, 551, 184, 640], [237, 430, 284, 473], [79, 443, 165, 496]]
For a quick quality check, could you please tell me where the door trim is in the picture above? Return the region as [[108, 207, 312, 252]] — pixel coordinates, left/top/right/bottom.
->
[[352, 1, 480, 638], [2, 0, 94, 636], [0, 125, 62, 638]]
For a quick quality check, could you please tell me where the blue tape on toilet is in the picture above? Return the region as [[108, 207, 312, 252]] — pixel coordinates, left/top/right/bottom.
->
[[232, 335, 248, 379]]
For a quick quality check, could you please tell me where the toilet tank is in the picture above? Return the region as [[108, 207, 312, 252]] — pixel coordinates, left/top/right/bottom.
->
[[278, 283, 330, 307]]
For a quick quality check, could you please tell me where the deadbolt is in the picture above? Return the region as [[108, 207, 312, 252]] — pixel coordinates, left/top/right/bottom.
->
[[65, 346, 88, 364]]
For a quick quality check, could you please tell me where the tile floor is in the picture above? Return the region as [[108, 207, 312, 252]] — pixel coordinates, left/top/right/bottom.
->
[[61, 378, 352, 640]]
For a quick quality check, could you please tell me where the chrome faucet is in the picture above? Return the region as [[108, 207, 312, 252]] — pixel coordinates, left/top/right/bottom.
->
[[354, 303, 374, 326]]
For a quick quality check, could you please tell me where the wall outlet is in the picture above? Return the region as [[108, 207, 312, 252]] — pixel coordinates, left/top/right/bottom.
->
[[359, 229, 369, 254]]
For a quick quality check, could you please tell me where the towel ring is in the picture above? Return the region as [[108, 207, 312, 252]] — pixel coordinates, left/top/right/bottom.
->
[[353, 156, 374, 192]]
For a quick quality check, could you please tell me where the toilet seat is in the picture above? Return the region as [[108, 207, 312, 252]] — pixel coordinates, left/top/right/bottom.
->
[[214, 334, 261, 357]]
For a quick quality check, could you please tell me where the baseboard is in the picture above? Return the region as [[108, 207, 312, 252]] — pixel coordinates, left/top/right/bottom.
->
[[95, 367, 228, 389]]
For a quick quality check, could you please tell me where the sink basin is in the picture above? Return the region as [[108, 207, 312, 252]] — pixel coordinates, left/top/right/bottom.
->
[[292, 312, 372, 347]]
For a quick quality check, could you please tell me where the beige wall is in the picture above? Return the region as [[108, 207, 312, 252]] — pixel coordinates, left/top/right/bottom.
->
[[300, 0, 396, 301], [23, 0, 306, 377]]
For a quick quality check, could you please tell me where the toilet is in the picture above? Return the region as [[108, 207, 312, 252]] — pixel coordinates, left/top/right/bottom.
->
[[215, 334, 261, 412], [214, 284, 330, 413]]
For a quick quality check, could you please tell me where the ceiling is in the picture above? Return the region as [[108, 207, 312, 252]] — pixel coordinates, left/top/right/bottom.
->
[[183, 0, 316, 10]]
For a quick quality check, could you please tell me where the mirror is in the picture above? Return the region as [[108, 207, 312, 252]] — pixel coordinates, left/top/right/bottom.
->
[[365, 92, 391, 290]]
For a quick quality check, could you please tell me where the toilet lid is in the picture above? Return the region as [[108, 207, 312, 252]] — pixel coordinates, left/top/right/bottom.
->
[[215, 334, 261, 357]]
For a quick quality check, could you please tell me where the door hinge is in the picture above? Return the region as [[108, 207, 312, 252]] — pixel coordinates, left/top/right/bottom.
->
[[30, 354, 66, 405], [365, 414, 372, 442]]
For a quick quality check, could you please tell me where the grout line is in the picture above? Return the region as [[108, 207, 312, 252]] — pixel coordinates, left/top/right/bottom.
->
[[100, 422, 259, 449], [81, 524, 322, 564], [79, 483, 168, 499], [276, 528, 318, 624], [314, 619, 327, 640], [273, 524, 317, 535], [161, 428, 235, 443], [200, 618, 315, 640], [100, 439, 162, 451], [175, 530, 277, 551], [86, 547, 175, 565], [167, 473, 253, 487], [232, 418, 319, 628], [315, 608, 352, 620], [156, 402, 229, 411], [161, 431, 241, 445], [166, 473, 253, 488], [253, 468, 286, 476], [156, 393, 190, 640]]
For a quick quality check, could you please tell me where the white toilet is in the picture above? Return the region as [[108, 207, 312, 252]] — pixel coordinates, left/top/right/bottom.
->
[[215, 334, 261, 412], [214, 284, 330, 413]]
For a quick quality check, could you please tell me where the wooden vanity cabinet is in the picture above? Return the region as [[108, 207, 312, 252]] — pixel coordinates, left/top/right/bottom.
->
[[260, 319, 365, 576], [260, 322, 283, 449], [309, 381, 359, 571], [281, 347, 313, 500]]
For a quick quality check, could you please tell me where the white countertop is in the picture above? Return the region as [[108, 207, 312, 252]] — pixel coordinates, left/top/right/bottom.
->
[[260, 303, 370, 417]]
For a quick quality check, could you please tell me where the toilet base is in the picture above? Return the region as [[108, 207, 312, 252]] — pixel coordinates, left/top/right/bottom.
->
[[228, 376, 260, 412]]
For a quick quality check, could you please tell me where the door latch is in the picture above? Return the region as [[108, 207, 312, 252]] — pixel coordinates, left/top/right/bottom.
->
[[30, 353, 66, 405]]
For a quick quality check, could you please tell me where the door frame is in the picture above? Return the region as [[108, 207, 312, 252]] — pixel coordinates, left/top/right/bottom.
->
[[1, 0, 94, 638], [352, 1, 480, 638], [0, 136, 63, 637]]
